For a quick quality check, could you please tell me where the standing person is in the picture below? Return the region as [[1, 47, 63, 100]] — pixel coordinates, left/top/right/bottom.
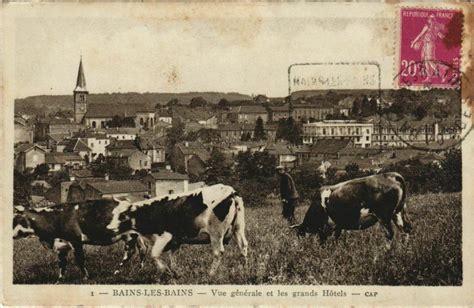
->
[[276, 165, 299, 224], [410, 14, 446, 82]]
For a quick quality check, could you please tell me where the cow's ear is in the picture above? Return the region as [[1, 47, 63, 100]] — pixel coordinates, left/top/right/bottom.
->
[[14, 205, 25, 213]]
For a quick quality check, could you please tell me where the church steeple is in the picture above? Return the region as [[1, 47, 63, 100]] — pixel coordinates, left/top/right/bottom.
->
[[73, 56, 88, 124], [75, 56, 87, 92]]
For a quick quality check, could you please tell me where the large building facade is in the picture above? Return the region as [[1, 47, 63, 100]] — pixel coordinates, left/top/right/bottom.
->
[[302, 120, 373, 148]]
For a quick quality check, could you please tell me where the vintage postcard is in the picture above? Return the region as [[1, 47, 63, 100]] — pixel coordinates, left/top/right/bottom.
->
[[1, 2, 473, 306]]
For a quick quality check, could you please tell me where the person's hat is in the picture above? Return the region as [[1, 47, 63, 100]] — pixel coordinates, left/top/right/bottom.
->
[[275, 165, 284, 170]]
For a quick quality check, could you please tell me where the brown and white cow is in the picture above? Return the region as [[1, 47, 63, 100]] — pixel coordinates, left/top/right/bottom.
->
[[13, 199, 147, 283], [291, 172, 412, 248], [106, 184, 248, 277]]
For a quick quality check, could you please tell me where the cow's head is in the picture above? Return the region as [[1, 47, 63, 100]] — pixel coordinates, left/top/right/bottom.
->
[[290, 188, 332, 237], [13, 206, 35, 239], [106, 197, 136, 233]]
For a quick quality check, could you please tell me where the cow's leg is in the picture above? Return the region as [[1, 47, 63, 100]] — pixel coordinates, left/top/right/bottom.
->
[[379, 219, 394, 250], [56, 249, 69, 284], [150, 232, 173, 276], [208, 227, 227, 277], [72, 242, 89, 280], [114, 237, 138, 275], [392, 210, 412, 243], [334, 227, 342, 241], [232, 226, 248, 262], [137, 235, 147, 269]]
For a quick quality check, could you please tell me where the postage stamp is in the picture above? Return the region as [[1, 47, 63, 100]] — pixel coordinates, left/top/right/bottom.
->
[[2, 2, 474, 307], [399, 8, 463, 88]]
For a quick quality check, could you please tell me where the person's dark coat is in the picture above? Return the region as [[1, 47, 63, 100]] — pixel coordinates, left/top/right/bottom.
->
[[279, 172, 299, 200]]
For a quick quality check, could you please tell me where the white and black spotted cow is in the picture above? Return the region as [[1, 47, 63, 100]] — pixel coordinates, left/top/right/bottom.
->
[[291, 172, 412, 249], [13, 199, 147, 283], [106, 184, 248, 277]]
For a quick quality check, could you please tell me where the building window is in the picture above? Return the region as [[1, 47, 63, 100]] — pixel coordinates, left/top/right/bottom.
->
[[98, 140, 101, 144], [366, 136, 369, 141], [92, 121, 96, 128], [169, 190, 174, 194]]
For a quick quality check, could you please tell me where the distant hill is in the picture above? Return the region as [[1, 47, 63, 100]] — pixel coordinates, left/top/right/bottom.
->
[[14, 92, 253, 115]]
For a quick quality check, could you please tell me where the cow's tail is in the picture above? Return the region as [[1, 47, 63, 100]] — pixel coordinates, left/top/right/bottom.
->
[[389, 172, 412, 233], [391, 172, 407, 211], [232, 195, 248, 257]]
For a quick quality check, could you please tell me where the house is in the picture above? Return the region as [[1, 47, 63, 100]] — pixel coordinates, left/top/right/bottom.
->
[[63, 138, 92, 159], [302, 120, 373, 148], [171, 106, 218, 130], [137, 137, 166, 163], [294, 139, 354, 165], [14, 143, 47, 172], [83, 103, 155, 129], [84, 180, 148, 201], [44, 181, 74, 204], [291, 102, 334, 122], [14, 117, 34, 144], [78, 132, 110, 159], [107, 149, 152, 171], [105, 127, 140, 141], [141, 169, 189, 197], [55, 139, 72, 153], [265, 142, 297, 169], [269, 105, 290, 122], [36, 116, 81, 140], [155, 107, 173, 125], [171, 141, 210, 177], [217, 123, 277, 142], [45, 153, 85, 171], [228, 105, 268, 124], [46, 133, 72, 151], [106, 139, 138, 155]]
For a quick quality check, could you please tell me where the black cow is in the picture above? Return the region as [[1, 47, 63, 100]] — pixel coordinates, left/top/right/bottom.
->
[[13, 199, 147, 283], [291, 172, 412, 248], [106, 184, 248, 277]]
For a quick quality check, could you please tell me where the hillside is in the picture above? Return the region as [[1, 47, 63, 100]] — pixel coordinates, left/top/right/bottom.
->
[[14, 92, 253, 115]]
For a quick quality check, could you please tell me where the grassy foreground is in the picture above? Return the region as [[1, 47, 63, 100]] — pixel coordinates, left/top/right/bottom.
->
[[13, 192, 462, 285]]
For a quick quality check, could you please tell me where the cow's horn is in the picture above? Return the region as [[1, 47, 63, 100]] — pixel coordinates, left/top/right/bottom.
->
[[289, 224, 301, 229]]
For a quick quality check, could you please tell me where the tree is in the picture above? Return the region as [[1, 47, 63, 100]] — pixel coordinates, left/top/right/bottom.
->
[[33, 163, 49, 179], [442, 149, 462, 192], [216, 98, 230, 110], [241, 132, 251, 141], [253, 117, 266, 141], [203, 148, 234, 185], [14, 170, 33, 205], [166, 122, 185, 149], [414, 105, 428, 120], [190, 96, 208, 108], [352, 98, 362, 115], [360, 96, 371, 117], [369, 97, 378, 114], [276, 117, 301, 144], [345, 162, 361, 178], [236, 150, 276, 179], [286, 117, 302, 145], [166, 98, 180, 107]]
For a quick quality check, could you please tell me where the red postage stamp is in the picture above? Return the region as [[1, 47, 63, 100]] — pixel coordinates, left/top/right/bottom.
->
[[399, 8, 463, 88]]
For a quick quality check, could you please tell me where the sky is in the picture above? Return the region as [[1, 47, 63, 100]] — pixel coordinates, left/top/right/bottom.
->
[[11, 4, 396, 98]]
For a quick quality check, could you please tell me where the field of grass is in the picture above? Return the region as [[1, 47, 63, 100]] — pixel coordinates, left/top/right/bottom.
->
[[13, 192, 462, 285]]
